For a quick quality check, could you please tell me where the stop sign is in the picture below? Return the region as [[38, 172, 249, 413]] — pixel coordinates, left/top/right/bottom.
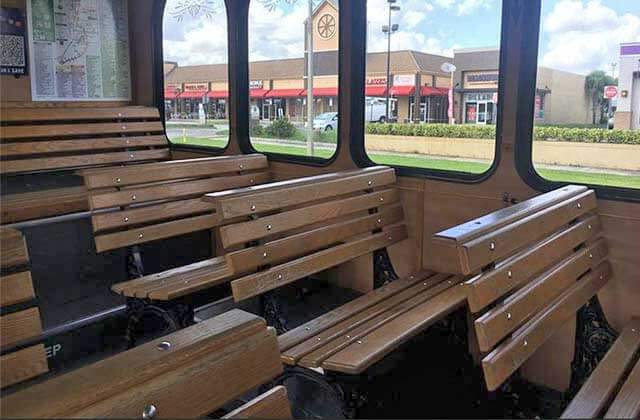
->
[[604, 85, 618, 99]]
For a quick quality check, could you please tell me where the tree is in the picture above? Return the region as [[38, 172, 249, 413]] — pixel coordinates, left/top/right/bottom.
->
[[584, 70, 617, 125]]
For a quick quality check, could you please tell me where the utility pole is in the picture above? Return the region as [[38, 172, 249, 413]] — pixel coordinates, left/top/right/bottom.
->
[[306, 0, 315, 156]]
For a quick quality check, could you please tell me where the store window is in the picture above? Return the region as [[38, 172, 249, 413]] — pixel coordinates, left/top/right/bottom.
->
[[162, 0, 229, 149], [531, 1, 640, 190], [364, 1, 502, 175], [248, 0, 338, 160]]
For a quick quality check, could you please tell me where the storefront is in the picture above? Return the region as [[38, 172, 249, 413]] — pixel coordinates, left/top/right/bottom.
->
[[462, 92, 497, 124]]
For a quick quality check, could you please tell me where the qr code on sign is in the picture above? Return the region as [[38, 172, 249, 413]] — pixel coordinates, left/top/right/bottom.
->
[[1, 34, 26, 67]]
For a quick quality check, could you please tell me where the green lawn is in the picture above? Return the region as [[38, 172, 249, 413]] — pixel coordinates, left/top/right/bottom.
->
[[169, 136, 640, 189]]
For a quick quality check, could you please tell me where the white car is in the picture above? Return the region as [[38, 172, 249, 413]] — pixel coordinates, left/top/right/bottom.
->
[[313, 112, 338, 131]]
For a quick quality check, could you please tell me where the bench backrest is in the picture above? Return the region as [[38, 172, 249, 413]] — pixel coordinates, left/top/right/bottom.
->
[[204, 166, 407, 302], [0, 107, 169, 175], [430, 185, 611, 391], [0, 228, 48, 388], [0, 309, 282, 418], [81, 154, 270, 252]]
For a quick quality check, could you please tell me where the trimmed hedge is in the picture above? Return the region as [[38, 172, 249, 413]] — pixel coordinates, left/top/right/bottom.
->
[[365, 123, 640, 144]]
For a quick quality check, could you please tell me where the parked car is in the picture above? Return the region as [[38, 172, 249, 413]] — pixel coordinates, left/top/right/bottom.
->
[[313, 112, 338, 131]]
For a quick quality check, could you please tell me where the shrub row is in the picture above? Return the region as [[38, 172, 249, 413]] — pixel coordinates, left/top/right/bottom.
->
[[365, 123, 640, 144]]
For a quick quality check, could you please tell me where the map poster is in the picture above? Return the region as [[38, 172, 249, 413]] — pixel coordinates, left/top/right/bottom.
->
[[1, 7, 28, 76], [27, 0, 131, 101]]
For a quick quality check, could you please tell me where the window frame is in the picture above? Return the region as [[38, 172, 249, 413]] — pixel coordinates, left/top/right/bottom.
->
[[513, 1, 640, 203], [156, 0, 231, 155], [350, 1, 507, 183]]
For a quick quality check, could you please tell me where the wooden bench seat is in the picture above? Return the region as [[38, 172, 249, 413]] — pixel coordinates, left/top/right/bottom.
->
[[81, 153, 270, 252], [429, 185, 613, 391], [562, 318, 640, 419], [0, 228, 48, 388], [0, 309, 289, 418], [222, 386, 292, 419], [203, 166, 467, 375], [0, 107, 169, 175]]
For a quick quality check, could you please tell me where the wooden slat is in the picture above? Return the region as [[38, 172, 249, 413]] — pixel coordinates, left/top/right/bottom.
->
[[0, 344, 48, 388], [0, 228, 29, 269], [1, 308, 42, 349], [0, 107, 160, 122], [1, 149, 170, 175], [0, 121, 164, 139], [92, 198, 216, 232], [562, 318, 640, 418], [0, 310, 279, 418], [299, 275, 459, 369], [88, 172, 270, 209], [0, 271, 35, 307], [208, 167, 396, 220], [231, 224, 408, 302], [459, 190, 597, 275], [226, 204, 404, 274], [605, 358, 640, 419], [465, 215, 600, 312], [95, 213, 221, 252], [321, 283, 466, 374], [1, 135, 168, 156], [283, 272, 448, 364], [111, 257, 232, 300], [474, 239, 608, 352], [220, 188, 399, 248], [482, 262, 611, 391], [1, 186, 88, 224], [82, 154, 268, 189], [434, 185, 587, 244], [223, 386, 291, 419], [278, 269, 435, 353]]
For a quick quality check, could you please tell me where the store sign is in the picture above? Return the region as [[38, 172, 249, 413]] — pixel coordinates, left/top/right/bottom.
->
[[366, 77, 387, 86], [603, 85, 618, 99], [393, 74, 415, 86], [250, 80, 264, 89], [184, 83, 208, 91], [464, 71, 499, 88]]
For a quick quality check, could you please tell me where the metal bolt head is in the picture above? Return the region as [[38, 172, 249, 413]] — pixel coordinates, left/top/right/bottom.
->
[[117, 112, 123, 117], [263, 252, 268, 258], [250, 205, 256, 211], [507, 270, 513, 279], [489, 242, 496, 251], [305, 327, 310, 331], [124, 217, 130, 222], [129, 154, 135, 159], [131, 194, 137, 201], [250, 179, 255, 184], [507, 313, 512, 320], [523, 340, 528, 347], [387, 236, 392, 240], [138, 233, 144, 239], [377, 218, 382, 224], [115, 177, 122, 184], [368, 180, 373, 186], [142, 404, 157, 419], [157, 341, 171, 351], [357, 340, 363, 344], [122, 125, 127, 130], [126, 139, 131, 144], [317, 337, 321, 341], [577, 203, 582, 209], [589, 253, 593, 259], [266, 224, 272, 231], [379, 197, 384, 202], [239, 164, 244, 169], [346, 335, 351, 339], [277, 274, 283, 280], [588, 224, 592, 230]]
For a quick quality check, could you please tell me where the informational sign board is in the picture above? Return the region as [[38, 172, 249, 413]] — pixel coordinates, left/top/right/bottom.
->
[[603, 85, 618, 99], [393, 74, 416, 87], [27, 0, 131, 101], [1, 7, 28, 76]]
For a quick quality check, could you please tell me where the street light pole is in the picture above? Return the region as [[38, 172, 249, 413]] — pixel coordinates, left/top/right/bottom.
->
[[306, 0, 315, 156], [383, 1, 399, 123]]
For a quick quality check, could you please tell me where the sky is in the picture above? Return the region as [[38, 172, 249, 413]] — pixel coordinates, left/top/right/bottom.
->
[[163, 0, 640, 76]]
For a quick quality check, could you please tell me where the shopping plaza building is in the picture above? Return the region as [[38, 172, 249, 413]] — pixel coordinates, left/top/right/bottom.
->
[[615, 42, 640, 130], [164, 0, 592, 126]]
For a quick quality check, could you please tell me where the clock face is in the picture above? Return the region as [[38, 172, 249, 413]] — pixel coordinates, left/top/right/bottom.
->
[[317, 14, 336, 40]]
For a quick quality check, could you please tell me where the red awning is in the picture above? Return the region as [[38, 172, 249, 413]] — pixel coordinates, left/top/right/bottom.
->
[[207, 91, 228, 99], [250, 89, 269, 98], [301, 87, 339, 97], [420, 86, 448, 96], [390, 86, 416, 96], [179, 90, 208, 99], [164, 90, 180, 99], [265, 89, 305, 98], [365, 86, 387, 96]]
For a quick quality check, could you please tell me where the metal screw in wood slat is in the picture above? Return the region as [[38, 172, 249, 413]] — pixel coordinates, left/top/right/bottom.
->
[[124, 217, 129, 223], [523, 340, 528, 347], [129, 154, 135, 159], [589, 253, 593, 259], [157, 341, 171, 351], [115, 177, 122, 184], [267, 224, 272, 231], [507, 313, 512, 320], [118, 112, 123, 117], [577, 203, 582, 209], [138, 233, 144, 239], [277, 274, 283, 280], [379, 197, 384, 202], [387, 236, 392, 240], [250, 179, 255, 184], [489, 242, 496, 251], [131, 195, 137, 201], [126, 139, 131, 144], [357, 340, 363, 344], [346, 335, 351, 339], [251, 205, 256, 211], [377, 218, 382, 224], [423, 282, 428, 286], [368, 180, 373, 186], [507, 270, 513, 279], [142, 405, 157, 419], [588, 224, 592, 230], [263, 252, 268, 258], [239, 164, 244, 170], [317, 337, 321, 341], [122, 125, 127, 130], [305, 327, 310, 331]]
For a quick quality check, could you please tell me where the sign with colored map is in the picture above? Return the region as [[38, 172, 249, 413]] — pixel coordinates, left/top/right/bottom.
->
[[27, 0, 131, 101]]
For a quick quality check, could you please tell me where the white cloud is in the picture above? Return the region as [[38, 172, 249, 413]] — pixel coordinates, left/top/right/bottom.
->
[[541, 0, 640, 75], [457, 0, 494, 16], [434, 0, 455, 8]]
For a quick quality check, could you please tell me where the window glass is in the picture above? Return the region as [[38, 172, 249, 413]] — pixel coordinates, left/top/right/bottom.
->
[[364, 0, 502, 174], [532, 0, 640, 189], [248, 0, 338, 160], [162, 0, 229, 149]]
